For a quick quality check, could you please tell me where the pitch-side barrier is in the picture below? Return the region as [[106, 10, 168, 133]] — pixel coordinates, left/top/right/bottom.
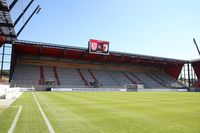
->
[[0, 85, 21, 99], [51, 87, 188, 92], [51, 88, 127, 92]]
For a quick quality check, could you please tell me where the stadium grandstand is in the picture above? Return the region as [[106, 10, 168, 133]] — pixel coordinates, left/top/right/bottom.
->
[[0, 0, 200, 91], [7, 39, 188, 91]]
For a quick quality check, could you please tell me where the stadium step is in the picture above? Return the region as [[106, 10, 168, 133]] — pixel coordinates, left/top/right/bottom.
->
[[77, 68, 88, 86], [146, 73, 166, 87], [106, 70, 121, 86], [53, 66, 60, 85], [88, 69, 97, 80], [152, 73, 171, 87], [122, 72, 136, 84], [130, 72, 142, 84], [11, 63, 185, 88]]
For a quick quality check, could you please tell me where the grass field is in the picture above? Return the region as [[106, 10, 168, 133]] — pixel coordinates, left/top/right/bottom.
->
[[0, 92, 200, 133]]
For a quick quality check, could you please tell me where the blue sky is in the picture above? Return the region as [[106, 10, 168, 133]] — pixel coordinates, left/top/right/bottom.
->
[[8, 0, 200, 60]]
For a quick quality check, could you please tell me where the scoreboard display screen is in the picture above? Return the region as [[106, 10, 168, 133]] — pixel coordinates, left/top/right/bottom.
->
[[88, 39, 109, 55]]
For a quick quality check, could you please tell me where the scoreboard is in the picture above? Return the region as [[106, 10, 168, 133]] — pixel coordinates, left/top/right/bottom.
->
[[88, 39, 109, 55]]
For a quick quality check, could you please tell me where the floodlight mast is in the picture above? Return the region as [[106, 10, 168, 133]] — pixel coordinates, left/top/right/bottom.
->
[[9, 0, 19, 10], [17, 5, 41, 37], [190, 38, 200, 90], [193, 38, 200, 56], [14, 0, 35, 26]]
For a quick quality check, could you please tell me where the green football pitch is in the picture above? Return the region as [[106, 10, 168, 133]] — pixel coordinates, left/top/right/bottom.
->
[[0, 92, 200, 133]]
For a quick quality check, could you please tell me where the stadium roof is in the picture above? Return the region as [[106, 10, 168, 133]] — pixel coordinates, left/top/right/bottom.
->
[[0, 0, 17, 43], [14, 40, 187, 67]]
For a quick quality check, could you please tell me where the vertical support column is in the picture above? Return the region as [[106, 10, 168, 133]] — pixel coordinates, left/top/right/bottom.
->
[[40, 65, 44, 85], [191, 65, 194, 85], [53, 66, 60, 85], [183, 64, 186, 84], [9, 44, 15, 82], [0, 44, 5, 79], [187, 62, 191, 91], [179, 65, 183, 83]]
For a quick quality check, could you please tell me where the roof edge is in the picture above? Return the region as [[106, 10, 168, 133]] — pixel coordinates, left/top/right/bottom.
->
[[14, 39, 188, 63]]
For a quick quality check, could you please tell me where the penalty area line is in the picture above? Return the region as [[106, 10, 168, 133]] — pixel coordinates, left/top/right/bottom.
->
[[32, 92, 55, 133], [8, 106, 22, 133]]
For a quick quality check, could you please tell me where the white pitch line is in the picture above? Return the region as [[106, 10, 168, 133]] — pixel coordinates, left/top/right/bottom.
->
[[8, 106, 22, 133], [32, 92, 55, 133]]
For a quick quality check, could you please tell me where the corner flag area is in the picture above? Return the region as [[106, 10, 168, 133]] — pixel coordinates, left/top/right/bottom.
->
[[0, 92, 200, 133]]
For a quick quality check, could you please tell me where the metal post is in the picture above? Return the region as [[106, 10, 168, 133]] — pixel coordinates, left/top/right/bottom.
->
[[187, 62, 191, 90], [183, 64, 186, 84], [180, 66, 183, 83], [193, 38, 200, 56], [9, 44, 15, 82], [0, 44, 5, 79], [191, 64, 194, 84]]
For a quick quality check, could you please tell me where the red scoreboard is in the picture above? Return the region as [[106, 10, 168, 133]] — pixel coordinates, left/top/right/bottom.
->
[[88, 39, 110, 55]]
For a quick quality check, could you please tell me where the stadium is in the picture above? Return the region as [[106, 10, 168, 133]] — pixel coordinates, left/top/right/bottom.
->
[[10, 39, 188, 91], [0, 0, 200, 133]]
